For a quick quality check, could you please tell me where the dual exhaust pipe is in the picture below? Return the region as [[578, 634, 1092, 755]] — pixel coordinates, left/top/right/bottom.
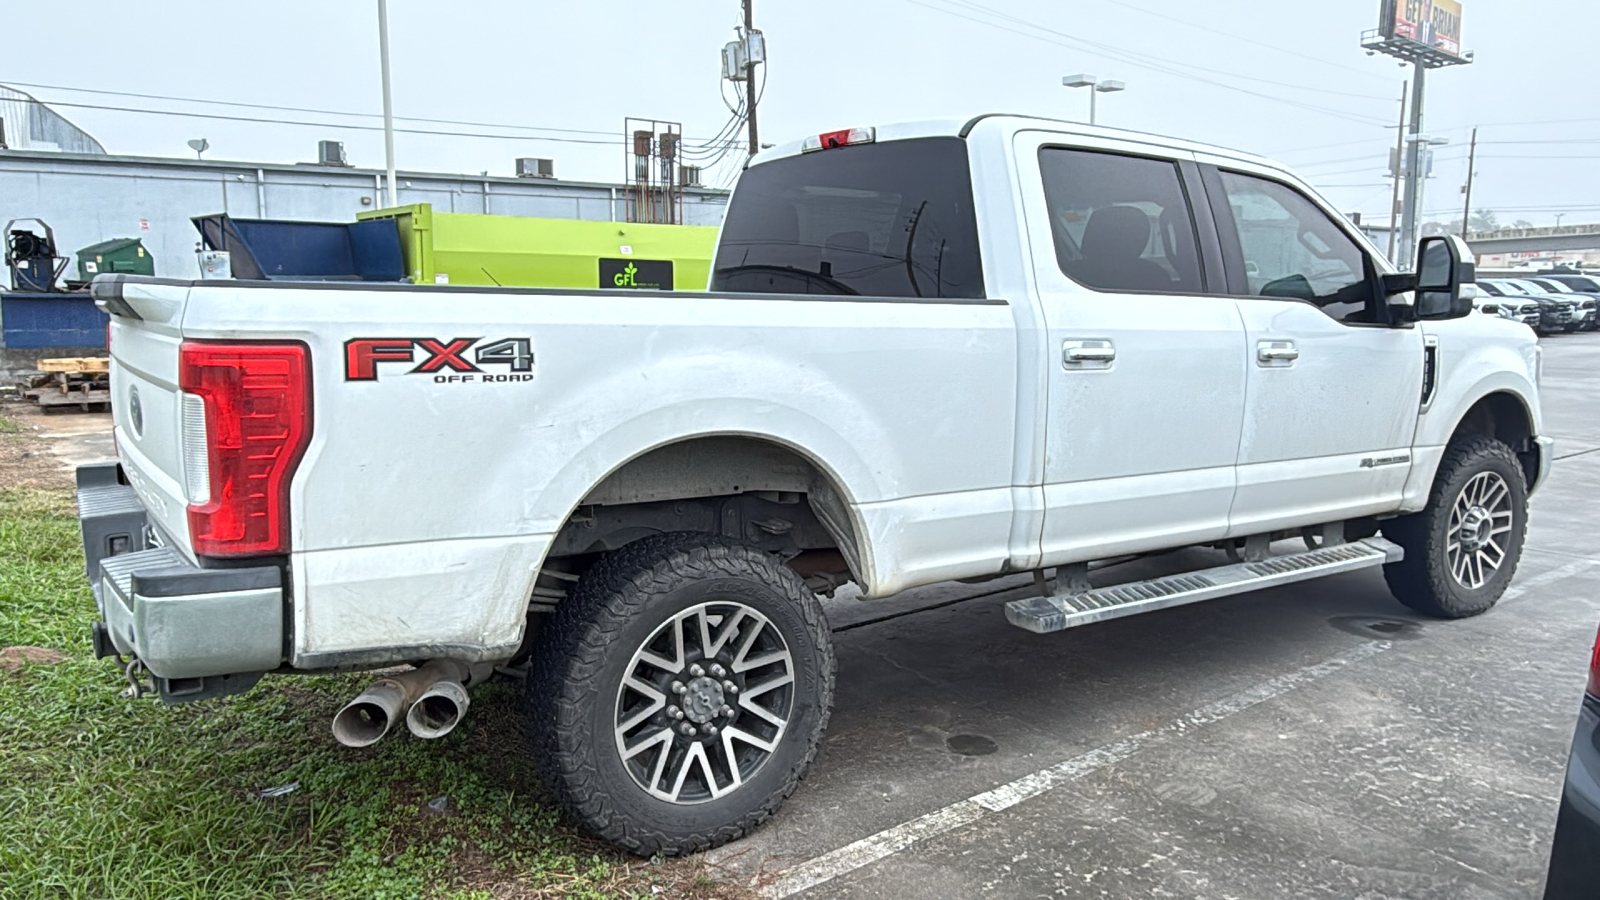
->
[[331, 659, 472, 748]]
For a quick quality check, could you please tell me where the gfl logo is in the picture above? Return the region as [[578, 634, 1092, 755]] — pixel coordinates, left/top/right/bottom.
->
[[614, 262, 639, 287]]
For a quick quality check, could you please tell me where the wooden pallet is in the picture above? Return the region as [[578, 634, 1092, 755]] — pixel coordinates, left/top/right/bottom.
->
[[19, 367, 110, 411], [36, 357, 109, 374]]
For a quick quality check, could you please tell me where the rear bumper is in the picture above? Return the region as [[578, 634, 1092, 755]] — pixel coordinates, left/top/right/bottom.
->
[[77, 462, 282, 702]]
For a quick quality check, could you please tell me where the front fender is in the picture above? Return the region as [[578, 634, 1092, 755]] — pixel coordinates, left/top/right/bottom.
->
[[1401, 327, 1542, 511]]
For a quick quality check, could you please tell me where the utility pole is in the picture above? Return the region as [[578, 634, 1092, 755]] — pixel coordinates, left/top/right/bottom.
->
[[1397, 60, 1426, 267], [743, 0, 759, 157], [377, 0, 398, 209], [1459, 126, 1478, 237], [1386, 81, 1408, 265]]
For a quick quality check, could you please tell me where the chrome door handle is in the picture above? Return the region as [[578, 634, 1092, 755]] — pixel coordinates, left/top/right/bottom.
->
[[1064, 340, 1116, 364], [1257, 341, 1299, 363]]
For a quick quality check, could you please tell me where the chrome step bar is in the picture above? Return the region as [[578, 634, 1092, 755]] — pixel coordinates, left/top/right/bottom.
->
[[1005, 537, 1404, 635]]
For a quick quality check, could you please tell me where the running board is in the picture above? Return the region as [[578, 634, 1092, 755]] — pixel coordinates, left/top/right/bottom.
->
[[1005, 537, 1404, 635]]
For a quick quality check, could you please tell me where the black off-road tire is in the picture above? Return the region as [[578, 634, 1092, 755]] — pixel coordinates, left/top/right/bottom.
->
[[1382, 434, 1529, 618], [525, 532, 834, 857]]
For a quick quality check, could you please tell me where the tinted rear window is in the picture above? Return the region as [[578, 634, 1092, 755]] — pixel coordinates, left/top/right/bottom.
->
[[711, 138, 985, 299]]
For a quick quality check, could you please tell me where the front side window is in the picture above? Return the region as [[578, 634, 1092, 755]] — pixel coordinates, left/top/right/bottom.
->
[[1216, 171, 1378, 323], [1038, 148, 1204, 294], [711, 138, 984, 299]]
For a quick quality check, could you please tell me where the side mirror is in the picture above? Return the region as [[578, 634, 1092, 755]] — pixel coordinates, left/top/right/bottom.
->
[[1413, 235, 1476, 320]]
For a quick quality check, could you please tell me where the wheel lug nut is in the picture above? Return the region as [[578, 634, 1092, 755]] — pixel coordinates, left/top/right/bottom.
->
[[722, 680, 738, 693], [702, 723, 717, 735], [709, 663, 726, 677], [666, 705, 682, 720], [689, 664, 705, 677], [720, 705, 734, 717], [671, 681, 686, 694], [679, 723, 695, 736]]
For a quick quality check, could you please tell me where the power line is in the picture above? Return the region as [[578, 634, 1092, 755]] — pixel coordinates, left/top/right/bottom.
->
[[11, 96, 750, 151], [1, 79, 737, 144], [902, 0, 1392, 126], [1093, 0, 1395, 85], [934, 0, 1392, 101]]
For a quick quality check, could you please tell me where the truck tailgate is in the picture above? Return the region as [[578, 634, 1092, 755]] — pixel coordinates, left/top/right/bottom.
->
[[100, 279, 195, 558]]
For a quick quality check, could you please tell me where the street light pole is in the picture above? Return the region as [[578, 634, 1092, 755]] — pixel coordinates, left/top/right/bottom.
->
[[1386, 81, 1407, 264], [1459, 125, 1478, 236], [1062, 75, 1125, 126], [1397, 60, 1426, 267], [377, 0, 398, 209]]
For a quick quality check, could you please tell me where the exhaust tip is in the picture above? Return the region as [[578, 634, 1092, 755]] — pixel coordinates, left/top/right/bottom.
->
[[407, 680, 470, 739], [332, 682, 407, 748]]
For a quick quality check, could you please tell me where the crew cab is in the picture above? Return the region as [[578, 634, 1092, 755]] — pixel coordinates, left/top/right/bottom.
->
[[78, 115, 1550, 856]]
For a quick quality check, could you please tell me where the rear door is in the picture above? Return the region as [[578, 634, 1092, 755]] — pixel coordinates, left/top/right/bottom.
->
[[1194, 160, 1424, 535], [1013, 132, 1248, 564]]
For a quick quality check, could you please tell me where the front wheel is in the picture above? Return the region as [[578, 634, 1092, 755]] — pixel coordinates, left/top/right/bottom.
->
[[525, 533, 834, 856], [1382, 435, 1529, 618]]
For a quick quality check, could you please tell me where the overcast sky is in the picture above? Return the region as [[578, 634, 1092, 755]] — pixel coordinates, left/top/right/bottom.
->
[[7, 0, 1596, 227]]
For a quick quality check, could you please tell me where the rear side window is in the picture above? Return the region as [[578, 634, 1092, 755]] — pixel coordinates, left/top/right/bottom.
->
[[711, 138, 984, 299], [1038, 148, 1204, 294]]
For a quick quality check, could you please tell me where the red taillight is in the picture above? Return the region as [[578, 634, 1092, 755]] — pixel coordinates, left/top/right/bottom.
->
[[179, 342, 311, 557], [1589, 624, 1600, 698]]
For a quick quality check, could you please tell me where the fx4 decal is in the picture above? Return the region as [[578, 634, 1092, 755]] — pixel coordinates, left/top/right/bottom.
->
[[345, 337, 535, 383]]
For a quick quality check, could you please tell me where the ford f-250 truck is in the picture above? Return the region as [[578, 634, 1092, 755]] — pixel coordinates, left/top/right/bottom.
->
[[77, 115, 1549, 856]]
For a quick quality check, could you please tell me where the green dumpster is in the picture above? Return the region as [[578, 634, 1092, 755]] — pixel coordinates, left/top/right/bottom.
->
[[77, 238, 154, 281], [355, 204, 718, 291]]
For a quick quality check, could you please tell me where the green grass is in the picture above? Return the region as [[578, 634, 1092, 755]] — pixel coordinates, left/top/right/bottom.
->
[[0, 488, 736, 900]]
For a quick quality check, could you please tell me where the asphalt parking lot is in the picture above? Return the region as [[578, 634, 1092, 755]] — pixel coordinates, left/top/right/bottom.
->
[[707, 332, 1600, 899]]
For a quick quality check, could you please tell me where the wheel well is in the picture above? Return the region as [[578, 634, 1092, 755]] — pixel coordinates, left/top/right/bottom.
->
[[545, 436, 864, 589], [1452, 392, 1537, 486]]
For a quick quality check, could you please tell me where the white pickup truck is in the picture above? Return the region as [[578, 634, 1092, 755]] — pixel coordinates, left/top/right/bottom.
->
[[78, 115, 1549, 856]]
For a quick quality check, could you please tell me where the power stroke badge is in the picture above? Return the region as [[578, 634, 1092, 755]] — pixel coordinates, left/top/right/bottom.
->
[[344, 337, 534, 383]]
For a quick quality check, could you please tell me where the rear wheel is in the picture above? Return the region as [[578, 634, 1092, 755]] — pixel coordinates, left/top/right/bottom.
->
[[526, 533, 834, 856], [1382, 435, 1528, 618]]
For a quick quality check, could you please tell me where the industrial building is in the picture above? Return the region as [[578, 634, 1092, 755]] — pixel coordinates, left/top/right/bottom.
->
[[1, 90, 730, 377], [1, 145, 730, 282]]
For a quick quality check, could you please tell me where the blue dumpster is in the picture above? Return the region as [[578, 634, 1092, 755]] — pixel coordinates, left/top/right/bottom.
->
[[192, 214, 405, 282], [1, 292, 109, 348]]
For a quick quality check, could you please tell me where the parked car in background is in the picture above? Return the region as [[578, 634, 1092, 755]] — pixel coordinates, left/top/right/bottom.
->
[[1538, 272, 1600, 296], [1479, 280, 1575, 334], [1542, 624, 1600, 899], [1473, 291, 1542, 329], [1510, 278, 1587, 331], [1508, 279, 1591, 332], [1526, 278, 1600, 332]]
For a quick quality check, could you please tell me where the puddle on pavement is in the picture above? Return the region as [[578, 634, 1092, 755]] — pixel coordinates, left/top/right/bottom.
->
[[1328, 615, 1424, 641], [946, 733, 998, 756]]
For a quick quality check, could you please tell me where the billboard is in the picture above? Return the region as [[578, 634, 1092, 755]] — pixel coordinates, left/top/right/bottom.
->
[[1380, 0, 1464, 58]]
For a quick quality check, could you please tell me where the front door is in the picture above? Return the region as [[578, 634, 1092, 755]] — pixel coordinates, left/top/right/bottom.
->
[[1014, 134, 1248, 565], [1197, 161, 1425, 536]]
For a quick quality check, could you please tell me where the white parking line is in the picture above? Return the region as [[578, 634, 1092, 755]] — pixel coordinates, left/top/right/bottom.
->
[[1502, 558, 1600, 603], [757, 640, 1391, 898]]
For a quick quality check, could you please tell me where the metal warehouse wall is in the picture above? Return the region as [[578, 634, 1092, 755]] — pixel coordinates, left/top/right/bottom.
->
[[0, 149, 730, 281]]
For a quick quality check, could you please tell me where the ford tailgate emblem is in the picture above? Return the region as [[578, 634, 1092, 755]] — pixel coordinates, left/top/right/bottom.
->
[[128, 385, 144, 438]]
